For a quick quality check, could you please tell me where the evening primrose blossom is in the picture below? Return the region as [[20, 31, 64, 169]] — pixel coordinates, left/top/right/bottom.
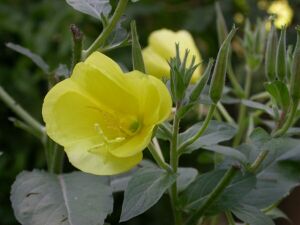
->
[[142, 29, 202, 83], [267, 0, 293, 28], [42, 52, 172, 175]]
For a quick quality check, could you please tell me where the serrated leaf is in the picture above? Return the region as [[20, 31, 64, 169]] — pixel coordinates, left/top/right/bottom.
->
[[120, 167, 176, 222], [11, 170, 113, 225], [265, 80, 290, 112], [179, 120, 237, 153], [6, 42, 49, 74], [66, 0, 111, 20], [232, 204, 275, 225]]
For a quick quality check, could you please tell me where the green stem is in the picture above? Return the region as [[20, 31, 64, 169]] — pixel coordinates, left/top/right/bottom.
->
[[217, 102, 236, 126], [228, 62, 245, 98], [178, 104, 216, 154], [82, 0, 129, 59], [0, 86, 44, 138], [225, 211, 236, 225], [170, 110, 182, 225], [233, 67, 252, 147], [249, 150, 269, 173], [185, 166, 239, 225], [50, 143, 64, 174], [272, 99, 299, 137], [148, 142, 172, 172]]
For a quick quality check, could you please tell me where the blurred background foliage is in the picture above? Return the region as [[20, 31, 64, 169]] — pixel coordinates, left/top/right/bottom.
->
[[1, 0, 300, 224]]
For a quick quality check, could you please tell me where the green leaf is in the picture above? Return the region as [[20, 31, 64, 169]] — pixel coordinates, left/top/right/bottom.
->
[[66, 0, 111, 20], [239, 131, 300, 209], [265, 80, 290, 112], [177, 167, 198, 192], [179, 121, 237, 153], [156, 122, 172, 141], [120, 167, 176, 222], [11, 170, 113, 225], [266, 208, 290, 221], [103, 17, 129, 51], [202, 145, 247, 163], [180, 170, 256, 214], [241, 100, 274, 117], [6, 42, 49, 74], [131, 20, 145, 73], [232, 204, 275, 225]]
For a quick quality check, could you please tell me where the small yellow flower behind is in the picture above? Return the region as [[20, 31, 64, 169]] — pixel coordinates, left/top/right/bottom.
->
[[267, 0, 293, 28], [142, 29, 202, 83], [42, 52, 172, 175]]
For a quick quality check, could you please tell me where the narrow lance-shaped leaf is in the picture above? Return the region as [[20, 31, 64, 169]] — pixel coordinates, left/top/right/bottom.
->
[[215, 2, 228, 46], [276, 26, 287, 81], [209, 26, 237, 104], [131, 20, 145, 73], [189, 58, 214, 101], [265, 19, 278, 81], [6, 42, 49, 74]]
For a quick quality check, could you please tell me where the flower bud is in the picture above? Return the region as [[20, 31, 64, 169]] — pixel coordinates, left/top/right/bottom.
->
[[189, 58, 214, 102], [209, 26, 237, 104], [142, 29, 202, 83], [276, 26, 287, 81], [215, 1, 228, 46], [290, 27, 300, 101], [265, 19, 278, 81]]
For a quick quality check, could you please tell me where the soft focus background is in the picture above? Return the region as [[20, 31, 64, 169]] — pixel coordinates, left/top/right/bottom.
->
[[1, 0, 300, 224]]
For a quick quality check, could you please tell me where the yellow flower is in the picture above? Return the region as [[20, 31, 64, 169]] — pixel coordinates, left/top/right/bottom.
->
[[142, 29, 202, 83], [268, 0, 293, 28], [42, 52, 172, 175]]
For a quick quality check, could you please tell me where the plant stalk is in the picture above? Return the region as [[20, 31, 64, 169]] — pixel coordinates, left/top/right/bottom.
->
[[233, 67, 252, 146], [82, 0, 129, 59], [185, 166, 239, 225], [170, 108, 182, 225], [0, 86, 44, 138], [148, 141, 172, 172], [272, 99, 299, 137], [178, 104, 216, 154]]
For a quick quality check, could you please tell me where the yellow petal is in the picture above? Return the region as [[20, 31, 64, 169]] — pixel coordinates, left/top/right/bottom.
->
[[65, 136, 143, 175], [142, 47, 170, 79], [84, 51, 124, 85], [110, 125, 154, 157], [71, 61, 139, 115], [125, 71, 172, 125], [42, 79, 102, 146]]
